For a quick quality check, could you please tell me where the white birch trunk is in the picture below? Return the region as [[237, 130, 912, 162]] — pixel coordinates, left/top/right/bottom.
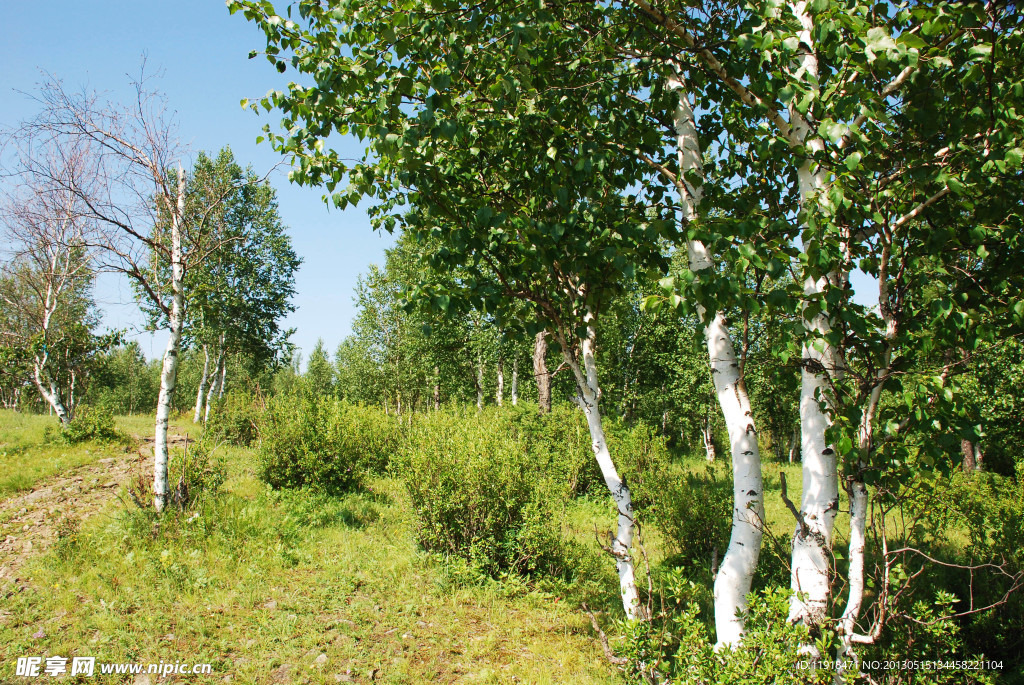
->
[[702, 418, 716, 463], [705, 310, 765, 649], [496, 357, 504, 406], [511, 357, 518, 406], [788, 281, 839, 628], [835, 479, 868, 678], [563, 314, 640, 620], [786, 0, 841, 628], [204, 349, 223, 424], [671, 77, 765, 646], [217, 356, 227, 399], [32, 361, 71, 427], [153, 164, 187, 513], [193, 344, 210, 424], [476, 353, 484, 410]]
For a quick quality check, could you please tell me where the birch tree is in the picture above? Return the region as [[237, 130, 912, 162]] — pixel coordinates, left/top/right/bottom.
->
[[17, 77, 239, 511], [0, 137, 102, 425]]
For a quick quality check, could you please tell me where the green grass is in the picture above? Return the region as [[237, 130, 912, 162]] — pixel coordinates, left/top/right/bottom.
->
[[0, 420, 622, 684], [0, 409, 203, 498], [0, 411, 118, 497]]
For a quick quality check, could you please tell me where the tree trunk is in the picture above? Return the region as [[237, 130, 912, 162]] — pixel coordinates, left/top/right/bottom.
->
[[218, 355, 228, 399], [672, 79, 765, 646], [193, 345, 210, 424], [533, 331, 551, 414], [204, 349, 224, 424], [476, 353, 484, 410], [705, 311, 765, 648], [433, 365, 440, 410], [961, 438, 978, 472], [563, 312, 640, 620], [702, 417, 716, 463], [836, 479, 869, 677], [496, 357, 504, 406], [511, 357, 518, 406], [788, 277, 840, 629], [31, 362, 71, 427], [786, 0, 841, 632], [153, 164, 187, 513]]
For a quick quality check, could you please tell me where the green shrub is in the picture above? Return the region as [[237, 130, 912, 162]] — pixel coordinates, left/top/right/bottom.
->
[[652, 462, 733, 571], [207, 389, 263, 446], [167, 436, 227, 509], [257, 395, 401, 493], [399, 408, 573, 578], [57, 404, 129, 445]]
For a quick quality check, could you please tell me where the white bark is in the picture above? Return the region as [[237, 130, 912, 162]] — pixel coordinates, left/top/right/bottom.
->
[[153, 165, 187, 513], [32, 362, 71, 427], [835, 479, 868, 678], [204, 348, 223, 424], [788, 278, 840, 628], [217, 356, 227, 399], [706, 311, 765, 648], [476, 353, 484, 410], [702, 418, 716, 463], [785, 0, 842, 628], [193, 344, 210, 424], [671, 77, 764, 647], [496, 357, 504, 406], [511, 357, 518, 406], [562, 314, 640, 620]]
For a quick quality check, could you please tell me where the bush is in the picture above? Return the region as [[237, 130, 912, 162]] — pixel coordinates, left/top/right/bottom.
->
[[399, 408, 573, 578], [652, 462, 733, 571], [168, 436, 227, 509], [257, 395, 401, 494], [57, 404, 130, 445], [207, 389, 263, 446]]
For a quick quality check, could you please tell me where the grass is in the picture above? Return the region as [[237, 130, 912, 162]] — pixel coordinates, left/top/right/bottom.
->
[[0, 410, 131, 497], [0, 412, 622, 684]]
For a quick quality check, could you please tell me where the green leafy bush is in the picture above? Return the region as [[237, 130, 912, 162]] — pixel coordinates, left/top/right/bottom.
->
[[257, 395, 401, 493], [168, 436, 227, 509], [651, 463, 733, 570], [207, 389, 263, 446], [57, 404, 130, 445], [399, 408, 573, 578]]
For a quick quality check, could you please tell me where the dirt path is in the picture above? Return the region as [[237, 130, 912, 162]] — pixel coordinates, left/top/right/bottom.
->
[[0, 432, 190, 585]]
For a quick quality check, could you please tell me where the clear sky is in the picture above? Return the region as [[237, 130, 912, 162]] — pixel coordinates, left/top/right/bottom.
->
[[2, 0, 395, 362]]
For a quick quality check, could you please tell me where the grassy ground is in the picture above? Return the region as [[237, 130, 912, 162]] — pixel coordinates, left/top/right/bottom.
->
[[0, 410, 622, 684], [0, 408, 887, 685]]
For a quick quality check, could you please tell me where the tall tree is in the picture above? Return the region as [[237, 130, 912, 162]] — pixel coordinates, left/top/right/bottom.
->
[[0, 135, 102, 425], [16, 76, 242, 511]]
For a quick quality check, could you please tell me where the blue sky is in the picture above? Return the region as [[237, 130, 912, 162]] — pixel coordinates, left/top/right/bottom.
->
[[2, 0, 395, 361]]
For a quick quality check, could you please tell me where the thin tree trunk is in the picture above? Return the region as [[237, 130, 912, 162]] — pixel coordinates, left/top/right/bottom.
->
[[193, 344, 210, 424], [32, 362, 71, 427], [534, 331, 551, 414], [496, 357, 504, 406], [511, 357, 518, 406], [218, 355, 228, 399], [702, 417, 716, 463], [476, 353, 484, 410], [153, 164, 187, 513], [562, 312, 640, 620], [433, 365, 440, 410], [204, 349, 224, 424], [788, 287, 839, 629], [835, 479, 869, 678], [705, 310, 765, 648], [786, 0, 842, 631], [672, 78, 764, 647]]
